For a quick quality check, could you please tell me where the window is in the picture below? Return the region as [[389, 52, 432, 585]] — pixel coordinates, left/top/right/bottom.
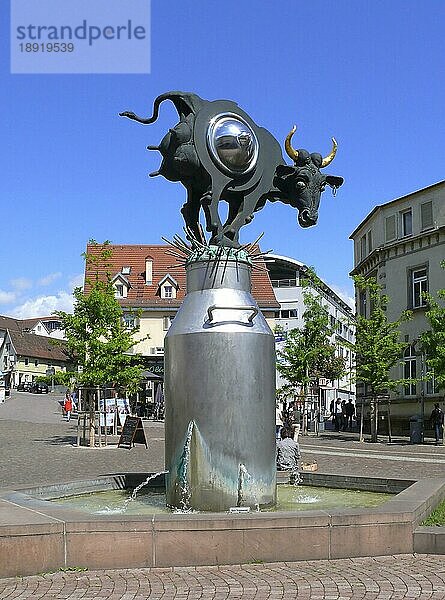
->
[[367, 230, 372, 253], [121, 266, 131, 275], [163, 315, 174, 330], [359, 291, 367, 316], [24, 358, 29, 366], [275, 309, 298, 319], [145, 258, 153, 285], [401, 209, 412, 237], [34, 360, 38, 367], [426, 372, 438, 395], [385, 215, 396, 241], [150, 347, 164, 355], [411, 268, 428, 308], [163, 285, 173, 298], [421, 201, 433, 230], [115, 284, 124, 298], [404, 344, 417, 396], [360, 235, 367, 260], [123, 314, 137, 329]]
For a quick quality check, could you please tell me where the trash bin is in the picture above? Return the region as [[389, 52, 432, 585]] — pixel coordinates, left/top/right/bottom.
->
[[409, 415, 423, 444]]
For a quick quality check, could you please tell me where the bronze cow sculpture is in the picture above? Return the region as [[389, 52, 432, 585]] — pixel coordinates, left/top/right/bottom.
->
[[120, 91, 343, 247]]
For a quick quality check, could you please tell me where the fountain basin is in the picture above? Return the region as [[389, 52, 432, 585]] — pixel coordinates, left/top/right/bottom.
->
[[49, 483, 392, 515], [1, 472, 445, 578]]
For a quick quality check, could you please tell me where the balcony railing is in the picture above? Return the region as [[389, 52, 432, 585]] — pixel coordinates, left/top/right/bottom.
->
[[271, 279, 298, 288]]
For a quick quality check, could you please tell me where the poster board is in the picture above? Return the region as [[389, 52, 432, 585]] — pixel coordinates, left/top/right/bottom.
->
[[99, 397, 130, 427], [118, 416, 148, 449]]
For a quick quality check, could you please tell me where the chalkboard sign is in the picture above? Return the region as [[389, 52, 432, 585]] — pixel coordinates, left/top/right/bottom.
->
[[118, 416, 148, 449]]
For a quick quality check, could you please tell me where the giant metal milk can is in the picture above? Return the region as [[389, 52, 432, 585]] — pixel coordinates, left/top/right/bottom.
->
[[164, 250, 276, 511]]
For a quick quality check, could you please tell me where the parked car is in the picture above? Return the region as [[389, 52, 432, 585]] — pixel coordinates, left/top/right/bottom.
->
[[17, 382, 33, 392], [31, 382, 49, 394]]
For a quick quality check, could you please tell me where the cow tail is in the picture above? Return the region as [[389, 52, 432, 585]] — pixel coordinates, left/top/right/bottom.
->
[[119, 91, 204, 125]]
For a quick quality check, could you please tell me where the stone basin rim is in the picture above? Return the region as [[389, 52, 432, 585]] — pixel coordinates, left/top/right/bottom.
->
[[1, 472, 445, 578]]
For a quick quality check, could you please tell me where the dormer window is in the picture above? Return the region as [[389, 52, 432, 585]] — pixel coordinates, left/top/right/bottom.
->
[[112, 273, 130, 299], [163, 285, 173, 298], [157, 274, 179, 299]]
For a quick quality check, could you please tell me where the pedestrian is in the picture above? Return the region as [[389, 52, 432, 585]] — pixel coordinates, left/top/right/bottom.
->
[[290, 404, 301, 441], [275, 401, 283, 440], [63, 391, 73, 422], [70, 389, 78, 412], [345, 399, 355, 430], [430, 403, 444, 445], [333, 398, 342, 431], [276, 427, 301, 483], [341, 400, 348, 431]]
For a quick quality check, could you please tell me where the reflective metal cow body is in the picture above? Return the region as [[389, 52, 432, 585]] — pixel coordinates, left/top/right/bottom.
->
[[120, 91, 343, 247]]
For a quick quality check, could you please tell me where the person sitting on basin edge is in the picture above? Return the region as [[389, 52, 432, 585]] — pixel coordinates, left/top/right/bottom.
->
[[276, 427, 301, 484]]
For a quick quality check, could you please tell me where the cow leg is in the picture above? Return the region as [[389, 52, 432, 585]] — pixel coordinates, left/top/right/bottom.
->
[[202, 180, 226, 241], [181, 185, 203, 242]]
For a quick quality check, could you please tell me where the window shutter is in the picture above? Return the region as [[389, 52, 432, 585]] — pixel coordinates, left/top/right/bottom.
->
[[385, 215, 396, 241], [421, 201, 433, 230]]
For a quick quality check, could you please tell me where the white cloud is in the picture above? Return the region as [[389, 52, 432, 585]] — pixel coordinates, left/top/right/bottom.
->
[[0, 290, 16, 305], [38, 272, 62, 286], [10, 291, 74, 319], [330, 284, 355, 309], [69, 273, 84, 290], [10, 277, 32, 291]]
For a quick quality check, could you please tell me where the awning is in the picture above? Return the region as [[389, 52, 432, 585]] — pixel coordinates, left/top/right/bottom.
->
[[141, 370, 163, 381]]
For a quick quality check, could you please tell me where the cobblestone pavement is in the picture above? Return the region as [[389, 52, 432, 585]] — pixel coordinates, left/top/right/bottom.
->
[[1, 555, 445, 599], [2, 392, 445, 598]]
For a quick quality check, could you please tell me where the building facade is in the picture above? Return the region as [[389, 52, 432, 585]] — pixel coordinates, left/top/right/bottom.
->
[[350, 180, 445, 427], [84, 244, 355, 417], [265, 254, 355, 419], [0, 316, 69, 388], [84, 243, 280, 381]]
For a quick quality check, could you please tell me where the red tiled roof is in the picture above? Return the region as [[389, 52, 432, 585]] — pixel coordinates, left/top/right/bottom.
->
[[8, 329, 68, 362], [84, 244, 279, 309]]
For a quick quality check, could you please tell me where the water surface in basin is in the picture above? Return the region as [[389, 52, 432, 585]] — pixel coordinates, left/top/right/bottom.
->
[[51, 485, 391, 515]]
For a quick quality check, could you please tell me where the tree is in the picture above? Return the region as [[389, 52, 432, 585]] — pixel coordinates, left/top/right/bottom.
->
[[420, 260, 445, 391], [347, 276, 412, 442], [57, 241, 147, 397], [277, 272, 346, 431]]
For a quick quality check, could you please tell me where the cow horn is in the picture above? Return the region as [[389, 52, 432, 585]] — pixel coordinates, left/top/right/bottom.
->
[[321, 137, 338, 167], [285, 125, 299, 162]]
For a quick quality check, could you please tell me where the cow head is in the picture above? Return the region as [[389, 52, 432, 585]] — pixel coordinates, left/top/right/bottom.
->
[[274, 126, 344, 227]]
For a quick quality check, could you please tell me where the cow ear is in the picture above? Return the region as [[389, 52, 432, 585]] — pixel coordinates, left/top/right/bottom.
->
[[325, 175, 344, 189], [276, 165, 295, 178]]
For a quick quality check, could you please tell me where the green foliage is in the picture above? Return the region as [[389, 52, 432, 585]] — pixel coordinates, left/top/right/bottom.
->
[[422, 498, 445, 526], [347, 276, 412, 396], [56, 241, 147, 395], [35, 371, 73, 386], [420, 260, 445, 390], [277, 271, 346, 397]]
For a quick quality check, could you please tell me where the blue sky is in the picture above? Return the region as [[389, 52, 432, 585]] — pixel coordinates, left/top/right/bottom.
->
[[1, 1, 444, 317]]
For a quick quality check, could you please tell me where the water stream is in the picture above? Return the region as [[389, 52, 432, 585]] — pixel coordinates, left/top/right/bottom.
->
[[125, 471, 168, 505], [178, 420, 195, 511], [237, 463, 252, 507]]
